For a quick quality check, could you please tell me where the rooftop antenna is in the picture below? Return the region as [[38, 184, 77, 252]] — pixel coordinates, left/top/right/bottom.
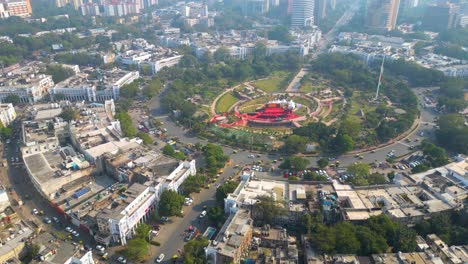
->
[[374, 56, 385, 100]]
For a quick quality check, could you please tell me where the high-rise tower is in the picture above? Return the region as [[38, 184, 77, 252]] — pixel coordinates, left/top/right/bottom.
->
[[365, 0, 400, 31], [315, 0, 326, 23], [291, 0, 315, 28]]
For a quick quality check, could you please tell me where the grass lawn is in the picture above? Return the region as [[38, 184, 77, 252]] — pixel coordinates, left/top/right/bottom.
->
[[238, 96, 270, 112], [215, 93, 239, 113], [293, 97, 317, 111], [324, 101, 342, 122], [253, 78, 286, 93], [347, 92, 378, 123]]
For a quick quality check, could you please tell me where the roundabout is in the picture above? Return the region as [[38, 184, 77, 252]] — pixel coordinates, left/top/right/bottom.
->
[[210, 77, 344, 130], [205, 54, 421, 154]]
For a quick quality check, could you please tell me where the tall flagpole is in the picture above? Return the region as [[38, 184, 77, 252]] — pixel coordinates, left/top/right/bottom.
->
[[374, 56, 385, 100]]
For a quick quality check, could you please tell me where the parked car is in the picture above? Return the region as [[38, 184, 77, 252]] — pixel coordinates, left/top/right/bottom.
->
[[96, 245, 105, 253], [160, 216, 169, 223], [65, 226, 73, 233], [32, 208, 39, 215], [43, 217, 52, 224], [156, 254, 165, 263], [199, 210, 207, 218], [117, 257, 127, 264], [52, 217, 60, 224], [71, 230, 79, 237]]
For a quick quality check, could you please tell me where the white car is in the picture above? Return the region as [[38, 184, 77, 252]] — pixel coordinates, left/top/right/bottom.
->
[[117, 257, 127, 264], [156, 254, 165, 263], [32, 209, 39, 215], [199, 210, 207, 218], [65, 226, 73, 233], [72, 230, 79, 237], [96, 245, 105, 252]]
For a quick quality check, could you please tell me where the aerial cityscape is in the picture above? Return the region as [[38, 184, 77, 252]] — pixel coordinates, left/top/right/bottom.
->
[[0, 0, 466, 263]]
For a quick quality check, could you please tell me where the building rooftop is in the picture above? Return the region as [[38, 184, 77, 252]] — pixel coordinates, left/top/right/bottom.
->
[[0, 62, 52, 89], [212, 209, 252, 258], [55, 67, 137, 90], [226, 179, 288, 209]]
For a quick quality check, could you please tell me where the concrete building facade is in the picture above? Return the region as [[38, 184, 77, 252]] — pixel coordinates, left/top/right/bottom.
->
[[291, 0, 315, 28], [365, 0, 400, 31]]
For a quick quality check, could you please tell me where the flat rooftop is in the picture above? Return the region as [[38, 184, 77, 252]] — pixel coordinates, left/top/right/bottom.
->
[[227, 179, 288, 208], [55, 68, 135, 89], [23, 149, 93, 197], [213, 209, 252, 258]]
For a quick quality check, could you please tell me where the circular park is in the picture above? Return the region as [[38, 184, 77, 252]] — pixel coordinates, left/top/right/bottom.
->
[[205, 54, 419, 154]]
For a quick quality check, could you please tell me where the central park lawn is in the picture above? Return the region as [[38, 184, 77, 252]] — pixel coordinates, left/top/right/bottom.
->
[[252, 72, 290, 93], [346, 92, 377, 123], [215, 93, 239, 113]]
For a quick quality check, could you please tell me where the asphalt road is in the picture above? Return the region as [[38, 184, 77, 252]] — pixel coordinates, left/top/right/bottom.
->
[[145, 163, 239, 264]]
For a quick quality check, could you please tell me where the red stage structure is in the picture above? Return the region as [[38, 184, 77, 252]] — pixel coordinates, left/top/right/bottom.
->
[[211, 100, 301, 127]]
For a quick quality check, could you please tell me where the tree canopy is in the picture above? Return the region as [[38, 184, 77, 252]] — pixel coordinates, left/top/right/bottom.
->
[[115, 112, 136, 138], [435, 113, 468, 154], [279, 156, 310, 171], [203, 143, 228, 175], [122, 238, 149, 261], [183, 238, 209, 264], [158, 189, 184, 216], [45, 64, 75, 83], [59, 108, 79, 122], [216, 180, 239, 204], [137, 132, 153, 146], [309, 214, 415, 255]]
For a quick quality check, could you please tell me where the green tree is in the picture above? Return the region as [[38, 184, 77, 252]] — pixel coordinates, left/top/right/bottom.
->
[[216, 181, 238, 204], [162, 144, 186, 160], [339, 119, 362, 138], [368, 173, 387, 185], [279, 156, 310, 171], [303, 213, 313, 236], [134, 223, 151, 240], [267, 25, 293, 43], [158, 190, 184, 216], [421, 141, 449, 167], [122, 238, 149, 261], [347, 162, 371, 186], [143, 78, 162, 98], [180, 175, 206, 195], [436, 114, 468, 154], [303, 171, 328, 181], [115, 112, 136, 138], [310, 224, 336, 254], [46, 64, 74, 83], [331, 133, 354, 154], [335, 222, 360, 254], [283, 135, 308, 154], [183, 238, 209, 264], [136, 132, 153, 146], [120, 82, 139, 99], [203, 143, 228, 175], [59, 108, 79, 121], [393, 225, 417, 252], [347, 163, 370, 178], [213, 46, 231, 63], [27, 244, 41, 260], [355, 226, 389, 255], [317, 158, 329, 168], [412, 163, 430, 173], [254, 195, 286, 225], [207, 206, 225, 227]]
